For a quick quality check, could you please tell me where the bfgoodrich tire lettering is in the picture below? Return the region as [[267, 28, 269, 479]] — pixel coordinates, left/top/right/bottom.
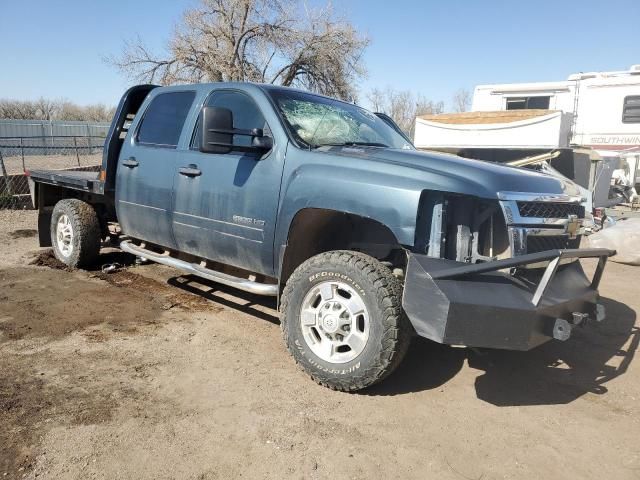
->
[[280, 250, 411, 391], [50, 199, 101, 268]]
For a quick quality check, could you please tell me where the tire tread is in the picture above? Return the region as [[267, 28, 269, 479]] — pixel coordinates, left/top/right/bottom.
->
[[280, 250, 411, 392], [51, 199, 101, 268]]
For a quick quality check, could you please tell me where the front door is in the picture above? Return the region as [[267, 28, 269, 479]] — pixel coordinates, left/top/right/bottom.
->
[[116, 90, 195, 249], [172, 89, 284, 276]]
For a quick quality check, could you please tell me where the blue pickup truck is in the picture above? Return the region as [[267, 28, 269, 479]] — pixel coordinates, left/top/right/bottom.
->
[[27, 83, 613, 391]]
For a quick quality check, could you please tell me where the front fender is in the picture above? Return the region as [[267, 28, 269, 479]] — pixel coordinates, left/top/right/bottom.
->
[[275, 162, 422, 251]]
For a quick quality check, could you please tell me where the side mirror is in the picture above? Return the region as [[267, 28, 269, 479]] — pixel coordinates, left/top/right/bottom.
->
[[199, 106, 273, 155], [200, 106, 233, 154]]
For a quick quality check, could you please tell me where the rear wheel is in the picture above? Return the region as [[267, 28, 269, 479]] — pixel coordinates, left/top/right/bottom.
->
[[280, 250, 411, 391], [50, 199, 101, 268]]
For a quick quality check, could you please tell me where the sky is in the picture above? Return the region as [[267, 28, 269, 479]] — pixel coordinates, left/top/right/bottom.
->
[[1, 0, 639, 111]]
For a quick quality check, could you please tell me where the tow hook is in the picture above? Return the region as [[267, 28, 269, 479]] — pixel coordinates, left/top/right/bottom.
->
[[572, 312, 589, 325], [553, 319, 572, 341], [553, 309, 599, 341]]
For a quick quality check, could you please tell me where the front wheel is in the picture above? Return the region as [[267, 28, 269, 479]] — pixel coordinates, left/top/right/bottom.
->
[[280, 251, 411, 391]]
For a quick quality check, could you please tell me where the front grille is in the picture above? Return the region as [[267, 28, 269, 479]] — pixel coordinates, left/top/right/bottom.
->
[[517, 201, 585, 219], [526, 235, 581, 254]]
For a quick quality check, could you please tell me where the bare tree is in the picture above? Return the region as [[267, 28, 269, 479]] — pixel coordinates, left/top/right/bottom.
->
[[0, 100, 39, 120], [57, 101, 90, 121], [0, 98, 115, 122], [452, 88, 472, 113], [108, 0, 369, 100], [367, 87, 386, 113], [367, 87, 444, 137], [34, 98, 59, 120]]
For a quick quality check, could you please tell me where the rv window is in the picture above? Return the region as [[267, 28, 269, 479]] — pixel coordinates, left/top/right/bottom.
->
[[506, 98, 526, 110], [506, 96, 550, 110], [622, 96, 640, 123]]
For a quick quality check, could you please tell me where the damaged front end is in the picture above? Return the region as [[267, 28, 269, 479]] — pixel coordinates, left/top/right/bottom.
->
[[415, 190, 589, 265], [406, 190, 613, 350]]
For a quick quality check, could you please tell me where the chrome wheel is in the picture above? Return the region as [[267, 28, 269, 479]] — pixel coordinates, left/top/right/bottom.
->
[[299, 280, 370, 364], [55, 214, 73, 257]]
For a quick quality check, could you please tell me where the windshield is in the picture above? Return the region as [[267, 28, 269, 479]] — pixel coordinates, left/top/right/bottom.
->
[[267, 89, 414, 150]]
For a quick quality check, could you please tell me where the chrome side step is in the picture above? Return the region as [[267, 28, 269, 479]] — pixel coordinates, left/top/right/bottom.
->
[[120, 240, 278, 296]]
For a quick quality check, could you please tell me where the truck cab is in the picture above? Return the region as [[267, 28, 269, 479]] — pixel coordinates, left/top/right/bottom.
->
[[27, 82, 614, 391]]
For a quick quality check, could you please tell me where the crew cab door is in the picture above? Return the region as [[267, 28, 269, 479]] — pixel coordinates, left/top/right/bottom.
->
[[172, 89, 284, 276], [116, 90, 196, 249]]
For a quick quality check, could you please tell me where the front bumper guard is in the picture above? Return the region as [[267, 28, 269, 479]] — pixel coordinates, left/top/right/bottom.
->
[[402, 248, 615, 350]]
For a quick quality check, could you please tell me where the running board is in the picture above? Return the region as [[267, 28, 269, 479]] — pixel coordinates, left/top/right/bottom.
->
[[120, 240, 278, 296]]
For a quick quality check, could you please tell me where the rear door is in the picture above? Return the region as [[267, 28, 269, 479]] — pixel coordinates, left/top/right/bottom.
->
[[172, 89, 284, 276], [116, 90, 196, 249]]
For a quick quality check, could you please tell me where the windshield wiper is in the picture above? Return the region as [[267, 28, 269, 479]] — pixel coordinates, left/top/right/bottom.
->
[[312, 141, 390, 149]]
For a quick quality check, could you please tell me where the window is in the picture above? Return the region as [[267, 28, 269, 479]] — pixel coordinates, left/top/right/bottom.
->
[[191, 90, 269, 150], [622, 96, 640, 123], [137, 91, 195, 147], [506, 96, 550, 110]]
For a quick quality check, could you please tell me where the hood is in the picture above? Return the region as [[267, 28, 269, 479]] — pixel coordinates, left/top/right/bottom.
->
[[320, 146, 582, 199]]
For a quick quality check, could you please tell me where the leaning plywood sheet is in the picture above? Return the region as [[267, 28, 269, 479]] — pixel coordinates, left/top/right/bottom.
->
[[418, 109, 557, 125], [414, 110, 571, 149]]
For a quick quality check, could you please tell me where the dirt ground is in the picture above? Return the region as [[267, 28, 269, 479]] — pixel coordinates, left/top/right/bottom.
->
[[0, 209, 639, 480]]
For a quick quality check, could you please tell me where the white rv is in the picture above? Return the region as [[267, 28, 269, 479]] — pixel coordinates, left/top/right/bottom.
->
[[415, 64, 640, 154], [413, 65, 640, 205], [471, 65, 640, 153]]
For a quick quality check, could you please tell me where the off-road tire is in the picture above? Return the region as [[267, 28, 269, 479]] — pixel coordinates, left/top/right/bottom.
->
[[280, 250, 411, 391], [50, 199, 101, 268]]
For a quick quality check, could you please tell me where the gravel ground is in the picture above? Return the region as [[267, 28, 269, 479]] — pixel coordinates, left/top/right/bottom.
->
[[0, 209, 638, 479]]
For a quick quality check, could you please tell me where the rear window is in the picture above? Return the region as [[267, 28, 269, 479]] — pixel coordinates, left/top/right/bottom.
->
[[137, 91, 195, 147]]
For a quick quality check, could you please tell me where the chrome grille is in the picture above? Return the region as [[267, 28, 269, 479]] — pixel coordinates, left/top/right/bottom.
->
[[517, 201, 585, 218]]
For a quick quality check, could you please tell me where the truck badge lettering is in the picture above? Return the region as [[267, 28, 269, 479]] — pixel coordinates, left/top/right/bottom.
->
[[233, 215, 265, 227]]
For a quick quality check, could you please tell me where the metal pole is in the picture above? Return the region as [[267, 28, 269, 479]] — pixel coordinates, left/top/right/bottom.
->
[[41, 122, 48, 155], [86, 124, 93, 154], [49, 121, 54, 155], [0, 148, 13, 198], [74, 136, 81, 167], [20, 137, 25, 172]]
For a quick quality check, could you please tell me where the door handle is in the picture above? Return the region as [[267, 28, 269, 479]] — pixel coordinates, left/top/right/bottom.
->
[[122, 157, 139, 168], [179, 165, 202, 177]]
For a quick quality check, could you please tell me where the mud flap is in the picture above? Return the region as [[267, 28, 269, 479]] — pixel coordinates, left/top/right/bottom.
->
[[38, 206, 53, 247]]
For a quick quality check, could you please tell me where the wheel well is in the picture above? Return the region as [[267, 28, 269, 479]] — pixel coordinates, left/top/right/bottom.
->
[[35, 183, 113, 247], [279, 208, 404, 290]]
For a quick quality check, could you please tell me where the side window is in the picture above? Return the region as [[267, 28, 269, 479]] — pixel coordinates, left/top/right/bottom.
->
[[191, 91, 269, 150], [137, 91, 195, 148], [622, 96, 640, 123], [506, 96, 550, 110]]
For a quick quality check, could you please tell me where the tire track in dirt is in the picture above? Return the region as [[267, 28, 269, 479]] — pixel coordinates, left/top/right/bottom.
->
[[0, 259, 222, 477]]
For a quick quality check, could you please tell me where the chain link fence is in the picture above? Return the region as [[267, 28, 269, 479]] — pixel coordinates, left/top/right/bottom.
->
[[0, 135, 106, 209]]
